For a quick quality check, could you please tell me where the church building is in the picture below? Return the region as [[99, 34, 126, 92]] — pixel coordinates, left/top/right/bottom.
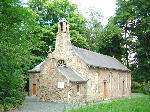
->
[[29, 18, 131, 103]]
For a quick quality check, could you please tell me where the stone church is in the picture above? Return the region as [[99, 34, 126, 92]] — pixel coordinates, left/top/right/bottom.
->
[[29, 18, 131, 103]]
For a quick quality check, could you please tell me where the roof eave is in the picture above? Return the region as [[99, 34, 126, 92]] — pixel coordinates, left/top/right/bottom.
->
[[88, 65, 131, 72], [28, 70, 40, 73], [70, 80, 88, 83]]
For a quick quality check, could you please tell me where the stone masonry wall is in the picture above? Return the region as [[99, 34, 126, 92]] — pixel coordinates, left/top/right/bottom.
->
[[38, 19, 131, 103], [53, 32, 90, 103], [54, 33, 89, 79], [86, 68, 131, 102], [29, 72, 40, 96], [39, 56, 88, 103], [68, 83, 87, 103], [53, 31, 131, 103], [39, 58, 70, 103]]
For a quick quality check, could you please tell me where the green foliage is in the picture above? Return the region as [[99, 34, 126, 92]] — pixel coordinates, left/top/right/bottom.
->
[[84, 11, 125, 61], [115, 0, 150, 82], [0, 0, 43, 110], [132, 81, 142, 89], [131, 81, 143, 93], [70, 30, 89, 49], [131, 81, 150, 95], [28, 0, 88, 57], [66, 96, 150, 112], [142, 82, 150, 95], [83, 9, 103, 51], [97, 17, 125, 61]]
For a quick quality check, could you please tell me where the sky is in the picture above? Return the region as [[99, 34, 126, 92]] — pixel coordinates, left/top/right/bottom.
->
[[71, 0, 117, 26], [23, 0, 117, 26]]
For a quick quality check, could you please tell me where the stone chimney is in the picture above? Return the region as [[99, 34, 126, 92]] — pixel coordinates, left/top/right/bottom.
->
[[54, 18, 71, 54]]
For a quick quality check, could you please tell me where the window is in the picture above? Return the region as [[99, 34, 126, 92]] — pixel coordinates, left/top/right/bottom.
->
[[77, 85, 80, 92], [57, 60, 66, 67], [58, 82, 64, 88], [77, 84, 82, 95]]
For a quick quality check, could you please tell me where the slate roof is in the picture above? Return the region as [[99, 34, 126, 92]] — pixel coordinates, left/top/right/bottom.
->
[[29, 61, 45, 73], [72, 46, 130, 72], [58, 66, 88, 83], [29, 46, 130, 73]]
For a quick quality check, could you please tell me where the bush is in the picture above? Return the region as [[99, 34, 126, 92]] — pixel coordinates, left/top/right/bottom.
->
[[142, 82, 150, 95], [131, 88, 143, 93], [131, 81, 142, 93], [0, 68, 26, 111], [0, 104, 4, 112], [132, 81, 142, 89], [131, 81, 150, 95]]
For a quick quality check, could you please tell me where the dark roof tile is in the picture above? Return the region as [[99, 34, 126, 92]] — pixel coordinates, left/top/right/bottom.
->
[[58, 66, 88, 83], [72, 46, 130, 72]]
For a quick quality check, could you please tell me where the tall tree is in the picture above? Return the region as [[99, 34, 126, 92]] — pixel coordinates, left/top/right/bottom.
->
[[0, 0, 42, 110], [83, 9, 103, 51], [115, 0, 150, 82], [28, 0, 88, 59], [97, 17, 125, 62], [83, 10, 125, 62]]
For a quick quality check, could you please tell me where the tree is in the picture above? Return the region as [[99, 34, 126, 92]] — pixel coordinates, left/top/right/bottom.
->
[[97, 17, 125, 61], [83, 9, 103, 51], [0, 0, 42, 110], [28, 0, 88, 59], [83, 9, 125, 62], [115, 0, 150, 82]]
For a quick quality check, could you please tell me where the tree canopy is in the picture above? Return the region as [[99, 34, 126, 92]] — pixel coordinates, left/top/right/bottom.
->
[[28, 0, 88, 58], [0, 0, 42, 110], [115, 0, 150, 82]]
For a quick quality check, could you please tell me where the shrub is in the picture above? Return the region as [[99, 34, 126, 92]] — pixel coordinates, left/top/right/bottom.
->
[[142, 82, 150, 95], [131, 81, 142, 93], [0, 104, 4, 112], [132, 81, 142, 89]]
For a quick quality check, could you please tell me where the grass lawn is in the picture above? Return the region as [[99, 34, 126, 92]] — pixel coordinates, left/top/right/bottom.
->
[[65, 95, 150, 112]]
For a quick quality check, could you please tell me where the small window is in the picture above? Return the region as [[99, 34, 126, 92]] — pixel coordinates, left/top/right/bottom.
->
[[77, 85, 80, 93], [58, 82, 64, 88], [57, 60, 66, 67]]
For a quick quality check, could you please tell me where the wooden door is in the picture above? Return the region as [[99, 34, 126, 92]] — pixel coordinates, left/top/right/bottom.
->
[[104, 82, 107, 99], [123, 81, 125, 96], [33, 84, 36, 96]]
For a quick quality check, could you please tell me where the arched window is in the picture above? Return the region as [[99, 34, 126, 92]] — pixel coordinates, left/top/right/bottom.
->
[[57, 60, 66, 67]]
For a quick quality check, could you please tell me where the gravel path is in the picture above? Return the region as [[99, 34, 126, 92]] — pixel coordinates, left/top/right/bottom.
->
[[9, 97, 74, 112]]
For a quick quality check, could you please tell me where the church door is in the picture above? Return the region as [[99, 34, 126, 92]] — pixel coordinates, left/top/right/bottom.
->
[[33, 84, 36, 96], [104, 82, 107, 99]]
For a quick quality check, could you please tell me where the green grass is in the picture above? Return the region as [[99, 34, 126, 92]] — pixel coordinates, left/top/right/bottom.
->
[[65, 95, 150, 112], [131, 88, 143, 93]]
